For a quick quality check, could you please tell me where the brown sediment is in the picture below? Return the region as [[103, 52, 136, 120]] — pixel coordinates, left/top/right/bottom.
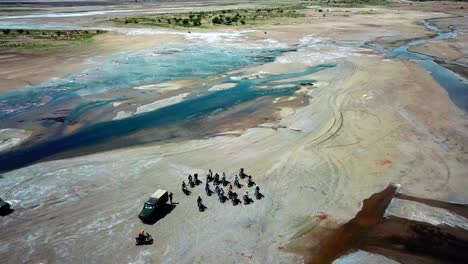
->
[[285, 184, 468, 264], [358, 215, 468, 264], [307, 184, 398, 264]]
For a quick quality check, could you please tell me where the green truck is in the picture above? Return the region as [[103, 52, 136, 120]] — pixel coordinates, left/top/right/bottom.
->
[[0, 198, 11, 214], [138, 189, 168, 223]]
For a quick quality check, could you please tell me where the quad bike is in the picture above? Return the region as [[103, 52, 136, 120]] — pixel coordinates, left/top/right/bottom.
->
[[135, 233, 154, 246]]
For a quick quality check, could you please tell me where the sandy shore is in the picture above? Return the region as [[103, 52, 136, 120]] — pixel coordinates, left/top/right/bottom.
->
[[0, 1, 467, 263], [1, 52, 467, 263]]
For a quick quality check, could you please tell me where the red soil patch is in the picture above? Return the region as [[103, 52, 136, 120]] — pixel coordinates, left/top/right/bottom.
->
[[377, 159, 392, 167], [315, 211, 328, 220]]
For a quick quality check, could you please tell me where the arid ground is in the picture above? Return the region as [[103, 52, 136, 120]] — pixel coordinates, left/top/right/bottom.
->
[[0, 1, 467, 263]]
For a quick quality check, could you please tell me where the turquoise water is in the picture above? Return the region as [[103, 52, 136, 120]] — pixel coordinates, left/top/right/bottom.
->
[[0, 45, 294, 119], [0, 50, 334, 171], [1, 16, 466, 172], [0, 22, 77, 30]]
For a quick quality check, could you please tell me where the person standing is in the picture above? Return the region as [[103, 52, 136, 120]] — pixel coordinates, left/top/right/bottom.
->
[[214, 173, 220, 185], [168, 192, 173, 204], [239, 168, 246, 179], [197, 196, 206, 212], [205, 182, 211, 196], [188, 174, 194, 187], [247, 175, 255, 187], [234, 175, 241, 188], [243, 191, 249, 205], [197, 196, 203, 208], [221, 173, 227, 186], [194, 173, 200, 185]]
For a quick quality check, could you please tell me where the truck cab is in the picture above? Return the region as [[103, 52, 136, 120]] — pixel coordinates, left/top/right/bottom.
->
[[0, 198, 11, 214], [138, 189, 168, 223]]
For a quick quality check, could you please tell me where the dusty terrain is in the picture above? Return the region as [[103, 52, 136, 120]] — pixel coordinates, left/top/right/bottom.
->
[[0, 1, 467, 263], [2, 47, 466, 263]]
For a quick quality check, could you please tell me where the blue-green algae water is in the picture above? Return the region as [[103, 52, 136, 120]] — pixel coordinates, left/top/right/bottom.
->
[[0, 45, 293, 119], [0, 40, 335, 171], [1, 17, 466, 172]]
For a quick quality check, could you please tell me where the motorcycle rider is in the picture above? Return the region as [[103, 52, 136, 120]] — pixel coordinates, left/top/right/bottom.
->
[[239, 168, 246, 179], [247, 175, 255, 187], [221, 173, 225, 184], [255, 186, 261, 199], [205, 182, 211, 196], [182, 181, 188, 194], [243, 191, 249, 205], [188, 174, 195, 188]]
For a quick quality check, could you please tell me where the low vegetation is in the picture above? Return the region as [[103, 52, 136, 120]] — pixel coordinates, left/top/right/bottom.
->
[[110, 7, 305, 28], [300, 0, 388, 7], [0, 29, 106, 52]]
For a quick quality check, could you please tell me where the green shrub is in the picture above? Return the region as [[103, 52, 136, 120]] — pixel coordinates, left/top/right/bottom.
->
[[212, 16, 221, 24]]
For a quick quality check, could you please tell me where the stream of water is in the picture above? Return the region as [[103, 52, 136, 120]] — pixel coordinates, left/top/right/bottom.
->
[[0, 16, 466, 172], [0, 47, 334, 171], [373, 18, 468, 111]]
